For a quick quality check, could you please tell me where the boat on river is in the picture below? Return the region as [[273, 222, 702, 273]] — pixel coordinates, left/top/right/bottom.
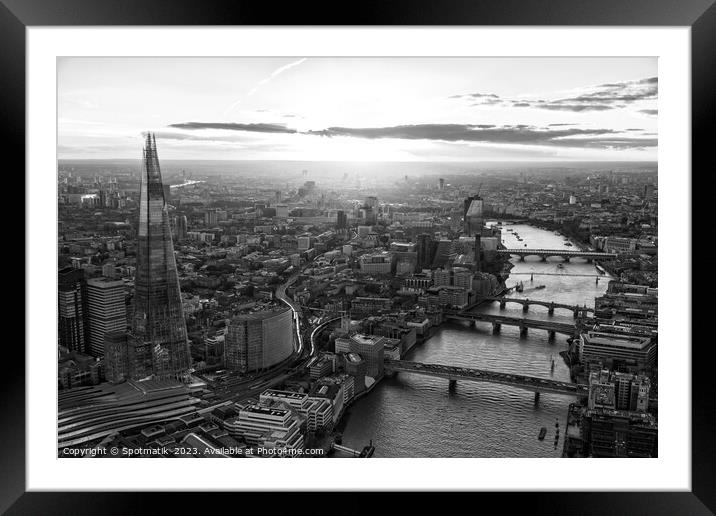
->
[[538, 427, 547, 440]]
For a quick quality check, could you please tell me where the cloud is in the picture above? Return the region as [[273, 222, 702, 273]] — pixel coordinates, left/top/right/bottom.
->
[[450, 76, 658, 113], [305, 124, 655, 149], [167, 121, 656, 150], [224, 58, 308, 116], [168, 122, 297, 134], [538, 104, 614, 112], [639, 109, 658, 116]]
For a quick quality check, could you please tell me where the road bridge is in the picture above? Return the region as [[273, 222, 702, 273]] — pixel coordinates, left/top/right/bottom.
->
[[497, 249, 617, 262], [481, 296, 594, 317]]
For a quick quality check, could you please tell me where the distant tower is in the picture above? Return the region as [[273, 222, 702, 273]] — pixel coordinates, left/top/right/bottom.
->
[[131, 133, 191, 379], [439, 178, 445, 190], [416, 233, 434, 271], [463, 195, 484, 237]]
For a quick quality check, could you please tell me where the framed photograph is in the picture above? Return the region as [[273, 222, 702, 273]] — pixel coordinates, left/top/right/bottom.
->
[[6, 0, 713, 512]]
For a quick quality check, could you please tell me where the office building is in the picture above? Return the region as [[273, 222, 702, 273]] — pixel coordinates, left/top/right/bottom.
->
[[578, 330, 657, 371], [579, 407, 657, 457], [224, 307, 294, 373], [223, 403, 304, 450], [334, 333, 385, 378], [359, 252, 392, 275], [85, 277, 127, 358]]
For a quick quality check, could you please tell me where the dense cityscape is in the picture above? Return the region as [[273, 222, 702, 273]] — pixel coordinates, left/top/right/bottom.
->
[[56, 56, 658, 459], [57, 134, 658, 458]]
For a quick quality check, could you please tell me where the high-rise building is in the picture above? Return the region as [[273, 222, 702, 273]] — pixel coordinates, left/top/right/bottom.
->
[[131, 133, 191, 379], [643, 184, 655, 199], [416, 233, 434, 271], [336, 210, 348, 229], [224, 307, 294, 373], [174, 214, 188, 241], [85, 277, 127, 358], [463, 195, 484, 236], [205, 208, 218, 226], [58, 267, 86, 353]]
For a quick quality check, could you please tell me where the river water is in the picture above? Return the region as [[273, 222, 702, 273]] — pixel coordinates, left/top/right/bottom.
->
[[339, 223, 612, 457]]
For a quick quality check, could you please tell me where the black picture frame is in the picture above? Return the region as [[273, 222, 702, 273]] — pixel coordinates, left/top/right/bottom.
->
[[5, 0, 713, 513]]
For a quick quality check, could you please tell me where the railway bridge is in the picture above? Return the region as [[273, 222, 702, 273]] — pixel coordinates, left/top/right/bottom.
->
[[384, 359, 587, 403], [444, 310, 583, 339]]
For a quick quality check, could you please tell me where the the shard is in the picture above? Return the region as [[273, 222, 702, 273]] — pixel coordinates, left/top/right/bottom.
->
[[132, 133, 191, 378]]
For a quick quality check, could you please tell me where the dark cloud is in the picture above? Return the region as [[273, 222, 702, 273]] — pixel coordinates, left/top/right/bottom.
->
[[538, 104, 614, 112], [548, 123, 577, 126], [451, 76, 657, 113], [168, 122, 297, 134], [166, 121, 656, 150], [307, 124, 623, 146], [548, 137, 657, 149], [639, 109, 658, 116]]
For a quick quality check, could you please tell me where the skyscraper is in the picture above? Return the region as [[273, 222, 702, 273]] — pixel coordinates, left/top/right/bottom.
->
[[131, 133, 191, 379], [463, 195, 484, 236], [58, 267, 86, 353], [416, 233, 434, 271]]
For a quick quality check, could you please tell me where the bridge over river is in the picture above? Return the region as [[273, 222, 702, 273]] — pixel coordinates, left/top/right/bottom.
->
[[444, 310, 584, 339], [497, 248, 617, 262], [480, 296, 594, 317], [384, 359, 587, 403]]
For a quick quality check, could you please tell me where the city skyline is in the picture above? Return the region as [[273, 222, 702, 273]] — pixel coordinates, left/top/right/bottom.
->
[[59, 57, 657, 162], [57, 57, 659, 461]]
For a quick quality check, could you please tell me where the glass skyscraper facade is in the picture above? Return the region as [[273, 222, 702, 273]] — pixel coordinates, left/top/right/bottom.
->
[[131, 133, 191, 378]]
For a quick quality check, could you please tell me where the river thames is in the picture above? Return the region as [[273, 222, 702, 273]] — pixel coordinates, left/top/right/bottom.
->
[[340, 223, 612, 457]]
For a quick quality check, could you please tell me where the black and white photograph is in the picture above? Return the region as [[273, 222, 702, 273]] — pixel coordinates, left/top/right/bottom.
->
[[56, 56, 660, 459]]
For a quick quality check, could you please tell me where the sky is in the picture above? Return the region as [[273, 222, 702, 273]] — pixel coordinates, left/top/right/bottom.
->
[[58, 57, 657, 162]]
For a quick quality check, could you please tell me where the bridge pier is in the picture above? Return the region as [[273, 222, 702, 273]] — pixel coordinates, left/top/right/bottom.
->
[[534, 392, 540, 405], [548, 330, 556, 341], [499, 300, 506, 310], [520, 325, 528, 337], [492, 322, 501, 334], [587, 258, 593, 263], [564, 256, 570, 262], [519, 256, 525, 262], [548, 303, 555, 315], [573, 308, 579, 318], [522, 303, 529, 313], [540, 256, 547, 262], [448, 379, 457, 391]]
